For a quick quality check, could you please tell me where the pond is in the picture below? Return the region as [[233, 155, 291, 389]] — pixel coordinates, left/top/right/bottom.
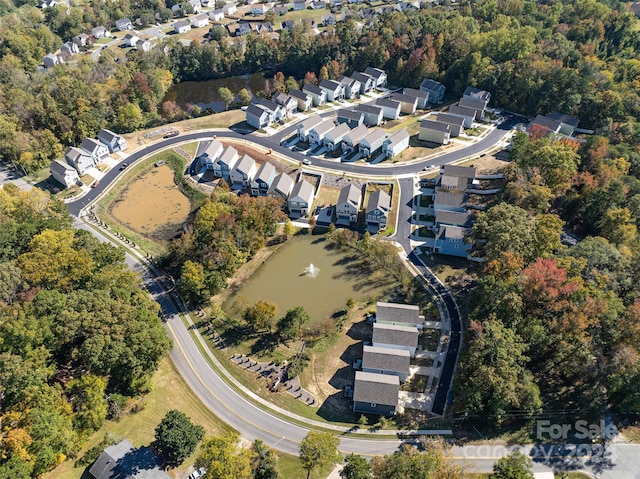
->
[[224, 235, 397, 325], [163, 71, 275, 112]]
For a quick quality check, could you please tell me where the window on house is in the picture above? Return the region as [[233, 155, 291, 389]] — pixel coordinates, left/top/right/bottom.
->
[[370, 403, 377, 407]]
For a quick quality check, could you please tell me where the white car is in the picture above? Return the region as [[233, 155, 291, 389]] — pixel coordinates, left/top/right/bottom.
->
[[423, 165, 436, 171], [189, 467, 205, 479], [302, 159, 311, 165]]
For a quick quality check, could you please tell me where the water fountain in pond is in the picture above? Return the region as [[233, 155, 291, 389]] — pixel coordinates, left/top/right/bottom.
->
[[303, 263, 320, 278]]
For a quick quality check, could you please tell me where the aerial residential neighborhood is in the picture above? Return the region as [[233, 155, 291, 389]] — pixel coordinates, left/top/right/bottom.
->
[[2, 0, 640, 478]]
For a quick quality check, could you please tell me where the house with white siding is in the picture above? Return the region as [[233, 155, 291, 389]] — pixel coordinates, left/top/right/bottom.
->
[[335, 183, 361, 225], [337, 75, 361, 99], [297, 115, 324, 142], [214, 145, 239, 179], [268, 173, 294, 199], [65, 147, 94, 175], [319, 79, 345, 102], [359, 128, 388, 157], [245, 103, 272, 129], [463, 86, 491, 107], [251, 162, 276, 196], [273, 92, 297, 116], [288, 89, 312, 111], [341, 124, 369, 154], [97, 129, 127, 153], [288, 180, 315, 217], [382, 129, 410, 158], [353, 104, 383, 127], [350, 72, 375, 94], [198, 139, 225, 170], [364, 67, 387, 88], [191, 13, 210, 28], [174, 19, 192, 33], [375, 98, 401, 120], [81, 138, 110, 163], [230, 154, 257, 187], [302, 83, 326, 107], [323, 123, 351, 151], [308, 119, 336, 146], [50, 159, 80, 188]]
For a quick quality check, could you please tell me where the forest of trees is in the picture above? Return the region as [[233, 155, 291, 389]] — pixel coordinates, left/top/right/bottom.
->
[[0, 186, 171, 477], [1, 0, 639, 173]]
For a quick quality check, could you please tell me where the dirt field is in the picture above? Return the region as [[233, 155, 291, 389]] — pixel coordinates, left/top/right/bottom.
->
[[459, 155, 510, 174], [110, 165, 191, 239]]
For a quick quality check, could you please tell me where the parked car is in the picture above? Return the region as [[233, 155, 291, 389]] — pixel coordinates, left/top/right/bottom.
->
[[163, 130, 179, 139], [91, 181, 99, 188], [119, 162, 129, 171], [189, 468, 206, 479], [302, 159, 311, 165]]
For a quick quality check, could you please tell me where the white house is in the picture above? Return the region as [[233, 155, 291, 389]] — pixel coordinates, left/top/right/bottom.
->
[[319, 79, 345, 102], [353, 104, 383, 126], [60, 42, 79, 57], [223, 3, 237, 15], [350, 72, 375, 94], [214, 145, 239, 179], [50, 160, 79, 188], [297, 115, 324, 142], [302, 83, 326, 107], [364, 67, 387, 88], [209, 9, 225, 21], [97, 129, 127, 153], [72, 33, 89, 48], [268, 173, 294, 199], [245, 104, 272, 129], [230, 154, 257, 187], [188, 0, 203, 13], [382, 128, 410, 158], [273, 92, 297, 116], [337, 75, 361, 99], [335, 183, 361, 225], [81, 138, 110, 163], [174, 19, 192, 34], [251, 162, 276, 196], [251, 3, 272, 15], [402, 88, 429, 109], [115, 18, 133, 31], [341, 124, 369, 154], [292, 0, 307, 9], [91, 26, 110, 38], [191, 13, 210, 28], [323, 122, 351, 151], [375, 98, 401, 120], [308, 119, 336, 146], [288, 89, 312, 111], [65, 147, 94, 175], [123, 33, 139, 47], [136, 39, 152, 52], [198, 139, 224, 170], [359, 128, 388, 157]]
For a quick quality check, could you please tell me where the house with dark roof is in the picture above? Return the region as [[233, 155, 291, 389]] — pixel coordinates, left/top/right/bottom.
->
[[434, 113, 465, 137], [435, 210, 473, 229], [463, 86, 491, 106], [419, 78, 445, 103], [458, 97, 486, 120], [433, 224, 470, 258], [391, 93, 418, 115], [288, 180, 315, 217], [440, 165, 477, 191], [115, 18, 133, 31], [402, 88, 429, 109], [337, 75, 361, 99], [297, 115, 324, 142], [198, 139, 224, 170], [273, 5, 288, 14], [353, 104, 383, 127], [418, 119, 450, 145], [362, 345, 411, 382], [375, 98, 401, 120], [251, 162, 276, 196], [319, 79, 345, 102], [447, 105, 478, 127], [50, 159, 80, 188], [246, 103, 272, 129], [273, 92, 297, 116], [341, 124, 369, 154], [88, 439, 171, 479], [97, 129, 127, 153], [81, 138, 110, 163], [292, 0, 307, 10], [433, 190, 466, 212], [372, 323, 419, 357], [375, 302, 423, 329], [268, 172, 294, 199], [335, 183, 362, 225], [529, 114, 562, 134], [65, 147, 94, 175], [546, 111, 579, 136], [365, 189, 391, 232], [230, 154, 256, 187], [364, 67, 387, 88], [350, 72, 375, 94], [288, 89, 312, 111], [382, 129, 410, 158], [353, 371, 399, 416], [73, 33, 89, 47], [302, 83, 326, 106], [43, 53, 63, 68], [323, 122, 351, 151], [336, 109, 364, 129]]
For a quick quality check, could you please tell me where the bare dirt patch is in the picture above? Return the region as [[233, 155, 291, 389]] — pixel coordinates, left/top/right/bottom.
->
[[110, 165, 191, 240], [459, 155, 510, 174]]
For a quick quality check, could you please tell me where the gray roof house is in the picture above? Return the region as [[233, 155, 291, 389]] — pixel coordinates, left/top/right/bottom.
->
[[350, 72, 375, 94], [353, 371, 399, 416], [353, 104, 383, 127], [362, 345, 411, 382], [198, 139, 224, 170], [115, 18, 133, 31], [97, 129, 127, 153], [230, 154, 257, 187], [375, 98, 401, 120], [375, 302, 423, 329], [337, 109, 364, 129], [435, 209, 473, 228], [546, 111, 579, 136], [292, 0, 307, 10], [323, 122, 351, 151], [123, 33, 140, 48], [268, 172, 294, 199], [402, 88, 429, 109], [302, 83, 327, 106], [529, 114, 562, 134], [50, 159, 79, 189], [72, 33, 89, 47], [60, 41, 79, 58], [382, 128, 410, 158], [391, 93, 418, 114], [297, 115, 324, 142], [81, 138, 110, 163], [288, 179, 314, 217], [447, 105, 478, 127], [88, 439, 171, 479], [251, 162, 276, 196], [359, 128, 388, 157], [43, 53, 63, 68], [419, 78, 445, 103], [440, 165, 477, 191], [435, 113, 465, 137], [364, 67, 387, 88], [433, 190, 466, 212], [308, 119, 336, 146], [372, 323, 419, 357], [253, 97, 285, 120], [341, 124, 369, 153], [463, 86, 491, 106], [418, 119, 451, 145], [337, 75, 361, 99], [246, 103, 272, 130], [65, 147, 94, 175], [433, 224, 472, 258], [273, 92, 298, 115], [365, 189, 391, 232], [91, 26, 110, 38], [319, 79, 345, 102], [213, 145, 239, 179], [335, 183, 362, 225], [174, 19, 192, 34], [458, 97, 486, 119], [289, 89, 312, 111]]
